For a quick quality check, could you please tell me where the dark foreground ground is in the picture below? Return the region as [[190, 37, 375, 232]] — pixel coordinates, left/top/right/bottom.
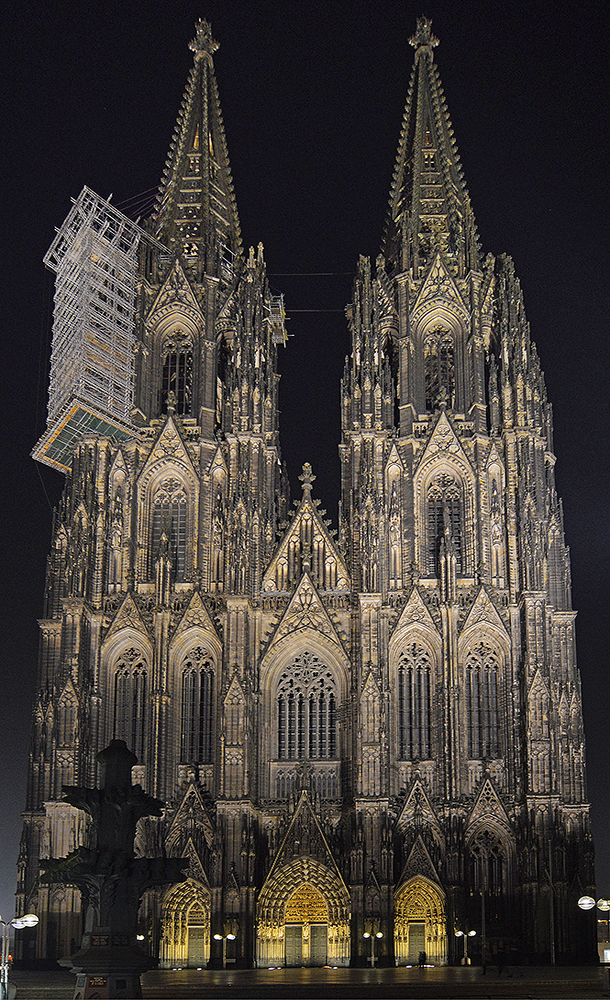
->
[[9, 965, 610, 1000]]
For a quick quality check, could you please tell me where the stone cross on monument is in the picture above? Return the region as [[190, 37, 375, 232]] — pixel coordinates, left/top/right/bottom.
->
[[40, 740, 188, 999]]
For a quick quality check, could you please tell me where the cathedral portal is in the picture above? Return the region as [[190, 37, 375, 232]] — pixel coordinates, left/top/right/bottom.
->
[[160, 880, 211, 969], [394, 877, 447, 966], [256, 859, 350, 967]]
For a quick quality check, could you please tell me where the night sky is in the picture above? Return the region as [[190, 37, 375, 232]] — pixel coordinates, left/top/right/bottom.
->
[[2, 0, 609, 933]]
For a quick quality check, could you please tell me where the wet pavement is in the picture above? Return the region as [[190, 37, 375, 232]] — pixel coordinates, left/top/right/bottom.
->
[[9, 965, 610, 999]]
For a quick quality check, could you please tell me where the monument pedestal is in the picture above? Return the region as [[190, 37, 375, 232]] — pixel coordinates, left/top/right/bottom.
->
[[63, 928, 155, 999]]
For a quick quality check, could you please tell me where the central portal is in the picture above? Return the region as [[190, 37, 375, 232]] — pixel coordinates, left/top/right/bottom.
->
[[284, 884, 328, 967]]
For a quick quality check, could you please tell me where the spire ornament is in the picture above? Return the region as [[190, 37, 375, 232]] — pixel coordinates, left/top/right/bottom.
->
[[189, 19, 219, 60], [299, 462, 316, 496], [409, 17, 439, 52]]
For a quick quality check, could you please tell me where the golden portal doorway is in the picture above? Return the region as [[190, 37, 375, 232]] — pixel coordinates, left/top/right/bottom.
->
[[256, 858, 350, 967], [160, 879, 211, 969], [394, 876, 447, 966], [284, 883, 328, 966]]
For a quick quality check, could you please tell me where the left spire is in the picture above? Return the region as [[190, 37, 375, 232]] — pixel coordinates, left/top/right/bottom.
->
[[153, 20, 242, 272]]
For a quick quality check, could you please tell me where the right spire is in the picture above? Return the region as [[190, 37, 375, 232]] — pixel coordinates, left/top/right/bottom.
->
[[382, 17, 479, 278]]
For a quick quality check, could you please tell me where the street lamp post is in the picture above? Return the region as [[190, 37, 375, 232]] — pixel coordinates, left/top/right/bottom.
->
[[363, 930, 383, 968], [1, 913, 38, 999], [578, 896, 610, 947], [213, 930, 236, 970], [455, 929, 476, 966]]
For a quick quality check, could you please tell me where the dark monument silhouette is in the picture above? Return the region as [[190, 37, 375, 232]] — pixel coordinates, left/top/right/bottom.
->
[[40, 740, 188, 999]]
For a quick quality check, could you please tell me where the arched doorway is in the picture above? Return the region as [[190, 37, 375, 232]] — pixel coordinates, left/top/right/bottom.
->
[[160, 879, 211, 969], [256, 859, 350, 967], [285, 883, 328, 966], [394, 876, 447, 966]]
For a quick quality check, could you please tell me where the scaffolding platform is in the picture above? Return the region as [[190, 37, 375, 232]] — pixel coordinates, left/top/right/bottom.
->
[[35, 188, 162, 472], [268, 294, 287, 345]]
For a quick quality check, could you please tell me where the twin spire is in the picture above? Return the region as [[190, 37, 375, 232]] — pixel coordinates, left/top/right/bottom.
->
[[153, 19, 242, 268], [383, 16, 479, 277], [155, 17, 477, 279]]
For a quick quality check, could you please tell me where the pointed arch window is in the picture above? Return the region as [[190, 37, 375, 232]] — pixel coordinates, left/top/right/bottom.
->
[[151, 477, 188, 580], [113, 648, 148, 760], [427, 474, 463, 575], [465, 642, 501, 759], [397, 643, 432, 759], [161, 332, 193, 416], [276, 651, 337, 760], [424, 327, 454, 410], [181, 647, 214, 764]]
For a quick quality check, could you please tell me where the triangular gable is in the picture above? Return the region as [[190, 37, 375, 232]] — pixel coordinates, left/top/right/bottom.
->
[[362, 668, 381, 700], [266, 791, 343, 885], [385, 442, 405, 474], [459, 586, 508, 638], [57, 675, 79, 705], [144, 258, 205, 329], [183, 835, 210, 887], [396, 780, 443, 845], [390, 587, 439, 642], [466, 777, 511, 834], [108, 448, 129, 482], [224, 673, 245, 708], [137, 416, 198, 487], [411, 253, 469, 326], [265, 573, 346, 652], [166, 781, 215, 853], [527, 668, 550, 701], [397, 834, 441, 889], [172, 591, 220, 644], [105, 593, 151, 642], [262, 482, 349, 593], [414, 410, 473, 479]]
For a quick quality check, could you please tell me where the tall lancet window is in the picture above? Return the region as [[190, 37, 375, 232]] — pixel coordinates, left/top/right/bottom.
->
[[181, 647, 215, 764], [427, 474, 463, 575], [465, 642, 501, 759], [161, 332, 193, 415], [276, 652, 337, 760], [424, 327, 454, 410], [397, 643, 432, 759], [151, 478, 188, 580], [113, 648, 148, 759]]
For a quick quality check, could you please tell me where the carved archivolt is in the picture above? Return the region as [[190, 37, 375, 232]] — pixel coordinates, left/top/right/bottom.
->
[[394, 875, 447, 965], [160, 878, 211, 969], [256, 858, 350, 967]]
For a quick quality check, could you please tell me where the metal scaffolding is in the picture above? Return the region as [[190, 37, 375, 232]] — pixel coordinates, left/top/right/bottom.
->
[[35, 188, 166, 472], [44, 187, 142, 425]]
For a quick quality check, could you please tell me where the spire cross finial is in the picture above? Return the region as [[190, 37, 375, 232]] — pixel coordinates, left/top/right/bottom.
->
[[409, 17, 439, 52], [189, 19, 219, 60], [299, 462, 316, 496]]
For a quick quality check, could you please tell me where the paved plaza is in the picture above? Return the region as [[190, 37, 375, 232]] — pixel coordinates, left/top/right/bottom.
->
[[8, 965, 610, 999]]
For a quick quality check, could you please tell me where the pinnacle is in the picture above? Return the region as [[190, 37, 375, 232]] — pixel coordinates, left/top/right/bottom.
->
[[189, 19, 219, 60], [409, 16, 439, 52]]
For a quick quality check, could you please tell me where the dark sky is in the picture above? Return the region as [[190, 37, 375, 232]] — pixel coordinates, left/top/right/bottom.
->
[[2, 0, 609, 930]]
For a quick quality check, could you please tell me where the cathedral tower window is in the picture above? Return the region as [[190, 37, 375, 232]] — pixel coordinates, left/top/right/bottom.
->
[[424, 327, 454, 410], [426, 474, 463, 575], [151, 478, 188, 580], [181, 647, 214, 764], [276, 652, 337, 760], [397, 643, 432, 759], [160, 333, 193, 415], [113, 648, 148, 760], [465, 642, 501, 759]]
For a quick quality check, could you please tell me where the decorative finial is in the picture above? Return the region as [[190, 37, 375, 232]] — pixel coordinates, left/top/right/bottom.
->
[[189, 19, 219, 60], [409, 17, 439, 52], [299, 463, 316, 494]]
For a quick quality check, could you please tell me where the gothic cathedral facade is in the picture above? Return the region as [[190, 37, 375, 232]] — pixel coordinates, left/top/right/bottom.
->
[[17, 19, 595, 968]]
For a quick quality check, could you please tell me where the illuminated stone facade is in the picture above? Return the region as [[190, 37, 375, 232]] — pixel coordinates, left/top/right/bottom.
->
[[17, 18, 595, 968]]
